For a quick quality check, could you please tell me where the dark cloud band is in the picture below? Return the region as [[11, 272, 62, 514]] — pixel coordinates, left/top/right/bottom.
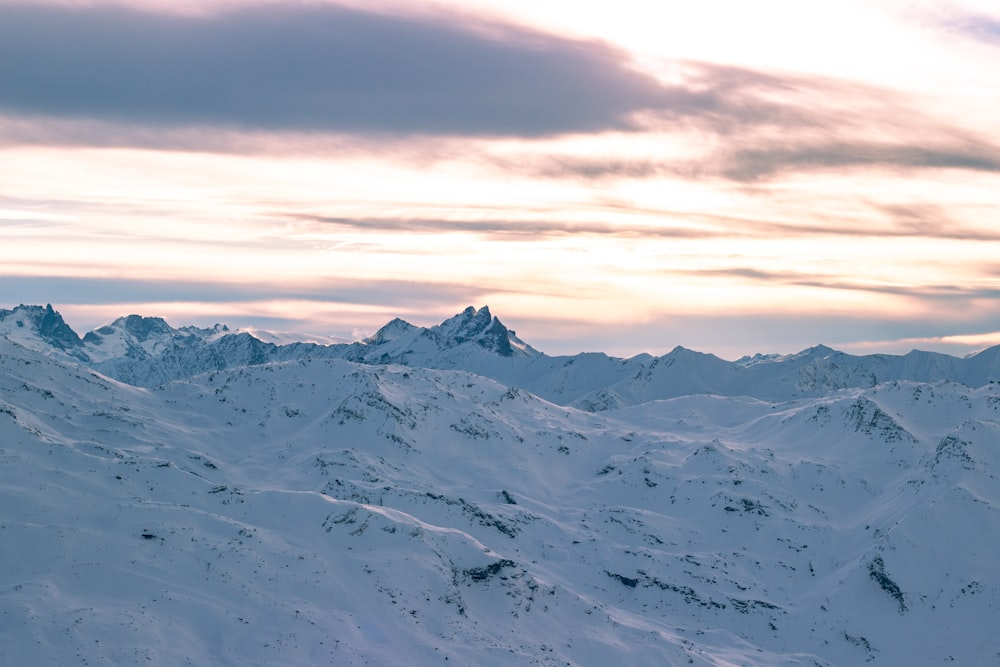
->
[[0, 3, 671, 137], [0, 275, 486, 309]]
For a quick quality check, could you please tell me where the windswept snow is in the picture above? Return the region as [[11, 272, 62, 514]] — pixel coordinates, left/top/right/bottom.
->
[[1, 305, 999, 665]]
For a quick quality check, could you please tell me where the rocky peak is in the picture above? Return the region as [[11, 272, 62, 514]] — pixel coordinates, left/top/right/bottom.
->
[[434, 306, 494, 343], [0, 303, 83, 350], [112, 314, 175, 342], [430, 306, 519, 356], [476, 316, 514, 357], [39, 304, 84, 349]]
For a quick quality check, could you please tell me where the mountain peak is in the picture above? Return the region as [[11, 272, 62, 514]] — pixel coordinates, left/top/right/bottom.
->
[[38, 303, 83, 350], [110, 314, 174, 342], [366, 317, 417, 346], [782, 344, 837, 362], [0, 303, 83, 351], [432, 305, 523, 357], [664, 345, 723, 361], [435, 306, 492, 339]]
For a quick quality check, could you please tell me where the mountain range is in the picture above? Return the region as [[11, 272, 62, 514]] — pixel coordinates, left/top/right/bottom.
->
[[3, 303, 999, 406], [2, 303, 999, 665]]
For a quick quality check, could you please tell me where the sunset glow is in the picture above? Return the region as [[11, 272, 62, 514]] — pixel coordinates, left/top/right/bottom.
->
[[2, 0, 999, 358]]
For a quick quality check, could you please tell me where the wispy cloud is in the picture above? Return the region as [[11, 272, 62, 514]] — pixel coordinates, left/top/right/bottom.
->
[[676, 266, 1000, 302], [509, 156, 681, 182], [717, 141, 1000, 181], [284, 201, 1000, 244], [789, 280, 1000, 303], [491, 142, 1000, 185], [940, 10, 1000, 46], [288, 213, 722, 240], [475, 58, 1000, 183]]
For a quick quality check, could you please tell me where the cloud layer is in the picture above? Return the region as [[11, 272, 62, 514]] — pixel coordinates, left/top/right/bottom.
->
[[0, 2, 673, 137], [2, 1, 999, 358], [5, 2, 998, 184]]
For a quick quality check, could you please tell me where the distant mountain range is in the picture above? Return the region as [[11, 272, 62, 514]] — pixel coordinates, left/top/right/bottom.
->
[[3, 303, 999, 406], [2, 302, 999, 665]]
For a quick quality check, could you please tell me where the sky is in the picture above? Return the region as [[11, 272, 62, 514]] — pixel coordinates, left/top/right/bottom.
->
[[2, 0, 1000, 359]]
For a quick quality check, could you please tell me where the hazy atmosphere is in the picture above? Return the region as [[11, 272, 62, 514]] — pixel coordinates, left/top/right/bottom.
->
[[2, 0, 999, 358]]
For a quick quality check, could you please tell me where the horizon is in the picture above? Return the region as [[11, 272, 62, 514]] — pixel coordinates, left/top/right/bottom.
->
[[2, 0, 999, 358], [5, 300, 995, 362]]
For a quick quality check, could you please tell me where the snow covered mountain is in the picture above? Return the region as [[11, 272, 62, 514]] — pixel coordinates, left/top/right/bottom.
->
[[3, 303, 999, 404], [2, 303, 999, 664]]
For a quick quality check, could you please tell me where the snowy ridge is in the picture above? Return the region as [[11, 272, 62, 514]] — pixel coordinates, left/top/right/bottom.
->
[[3, 303, 1000, 403], [2, 304, 1000, 664]]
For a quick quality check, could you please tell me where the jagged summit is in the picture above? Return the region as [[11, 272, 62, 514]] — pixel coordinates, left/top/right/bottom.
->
[[435, 305, 493, 340], [431, 305, 519, 356], [3, 303, 1000, 403], [38, 304, 84, 350], [358, 306, 535, 360], [0, 303, 84, 352], [181, 323, 231, 339], [80, 312, 220, 366]]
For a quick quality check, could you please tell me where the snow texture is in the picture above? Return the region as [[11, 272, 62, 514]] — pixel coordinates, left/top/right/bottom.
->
[[2, 304, 999, 665]]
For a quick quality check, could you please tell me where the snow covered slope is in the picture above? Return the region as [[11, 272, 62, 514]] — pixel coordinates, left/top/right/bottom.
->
[[2, 320, 999, 665]]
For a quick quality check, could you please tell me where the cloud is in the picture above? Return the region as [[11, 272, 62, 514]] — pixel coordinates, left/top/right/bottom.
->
[[289, 213, 721, 240], [6, 0, 996, 188], [467, 56, 1000, 184], [3, 2, 957, 156], [0, 2, 678, 139], [683, 267, 798, 282], [284, 200, 1000, 249], [788, 279, 1000, 302], [717, 141, 1000, 181], [503, 111, 1000, 184], [865, 202, 1000, 241], [679, 265, 1000, 300], [941, 10, 1000, 45], [288, 203, 1000, 244], [502, 133, 1000, 184], [0, 275, 493, 310], [513, 157, 679, 181]]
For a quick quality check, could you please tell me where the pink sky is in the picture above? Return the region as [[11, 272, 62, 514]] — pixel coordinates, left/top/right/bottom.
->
[[1, 0, 999, 358]]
